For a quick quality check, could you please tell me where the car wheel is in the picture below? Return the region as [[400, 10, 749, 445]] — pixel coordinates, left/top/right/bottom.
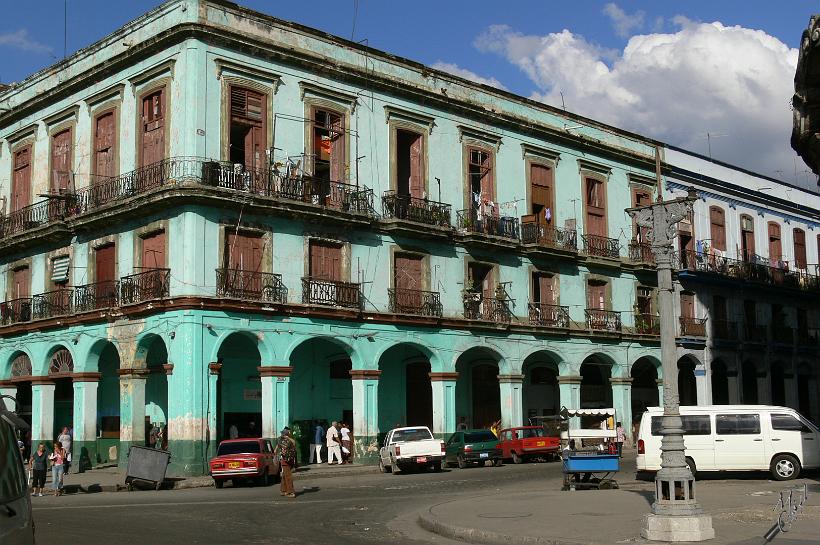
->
[[493, 459, 503, 467], [457, 455, 467, 469], [770, 454, 801, 481], [432, 461, 442, 472], [512, 452, 524, 464], [478, 460, 486, 468], [379, 459, 391, 473], [214, 479, 224, 489], [685, 457, 697, 478]]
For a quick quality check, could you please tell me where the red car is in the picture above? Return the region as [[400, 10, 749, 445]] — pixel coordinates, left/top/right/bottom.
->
[[209, 438, 281, 488], [496, 426, 560, 463]]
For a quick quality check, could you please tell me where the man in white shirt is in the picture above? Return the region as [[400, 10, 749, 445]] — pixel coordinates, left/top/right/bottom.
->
[[326, 421, 342, 465], [57, 427, 72, 473]]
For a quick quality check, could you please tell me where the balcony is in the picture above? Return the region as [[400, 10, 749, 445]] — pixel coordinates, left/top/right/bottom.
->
[[675, 250, 820, 292], [679, 317, 707, 337], [120, 269, 171, 305], [581, 234, 620, 259], [302, 278, 361, 310], [388, 288, 443, 317], [463, 292, 513, 323], [771, 325, 795, 344], [456, 209, 520, 241], [0, 199, 70, 239], [712, 319, 737, 341], [742, 323, 767, 343], [31, 289, 74, 320], [0, 298, 32, 325], [585, 309, 622, 332], [73, 281, 119, 312], [527, 302, 570, 328], [628, 242, 655, 265], [216, 268, 288, 304], [381, 191, 451, 228], [634, 313, 660, 335], [520, 219, 577, 252]]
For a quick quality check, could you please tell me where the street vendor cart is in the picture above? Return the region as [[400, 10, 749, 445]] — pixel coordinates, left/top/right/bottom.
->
[[559, 407, 620, 491]]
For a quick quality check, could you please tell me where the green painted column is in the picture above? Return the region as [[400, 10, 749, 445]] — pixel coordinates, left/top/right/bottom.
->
[[610, 377, 632, 446], [558, 375, 581, 429], [72, 374, 100, 472], [430, 373, 458, 438], [498, 374, 524, 429], [657, 379, 665, 406], [260, 366, 291, 439], [207, 363, 220, 460], [351, 370, 380, 463], [31, 379, 56, 446], [118, 370, 147, 467]]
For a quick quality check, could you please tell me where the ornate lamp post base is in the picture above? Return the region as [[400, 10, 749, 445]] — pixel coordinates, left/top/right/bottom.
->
[[642, 514, 715, 542]]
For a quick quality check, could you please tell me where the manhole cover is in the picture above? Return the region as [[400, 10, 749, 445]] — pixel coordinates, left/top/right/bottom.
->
[[478, 512, 532, 519]]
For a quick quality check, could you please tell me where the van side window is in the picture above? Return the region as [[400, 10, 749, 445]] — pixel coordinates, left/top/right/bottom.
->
[[650, 415, 711, 436], [0, 421, 26, 502], [771, 414, 812, 433], [716, 414, 760, 435]]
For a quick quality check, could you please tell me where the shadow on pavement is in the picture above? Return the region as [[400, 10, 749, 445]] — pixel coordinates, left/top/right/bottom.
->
[[623, 488, 655, 506]]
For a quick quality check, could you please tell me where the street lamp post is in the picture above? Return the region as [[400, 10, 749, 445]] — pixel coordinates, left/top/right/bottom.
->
[[628, 188, 715, 541]]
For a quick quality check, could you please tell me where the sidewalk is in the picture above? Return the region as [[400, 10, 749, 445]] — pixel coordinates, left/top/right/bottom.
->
[[418, 477, 820, 545]]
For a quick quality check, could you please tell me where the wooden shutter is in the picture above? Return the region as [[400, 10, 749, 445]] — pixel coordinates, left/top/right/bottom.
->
[[768, 222, 782, 262], [408, 133, 424, 199], [680, 292, 694, 320], [95, 244, 116, 284], [586, 282, 606, 310], [480, 151, 494, 203], [231, 87, 263, 122], [741, 215, 755, 261], [468, 263, 494, 300], [51, 129, 72, 193], [309, 241, 342, 281], [140, 88, 166, 167], [632, 189, 651, 240], [225, 232, 264, 272], [12, 147, 32, 212], [709, 206, 726, 251], [394, 254, 422, 290], [585, 178, 606, 237], [794, 228, 807, 269], [12, 267, 30, 298], [94, 112, 116, 178], [141, 231, 166, 270], [329, 112, 345, 182], [537, 274, 555, 305], [530, 164, 553, 219]]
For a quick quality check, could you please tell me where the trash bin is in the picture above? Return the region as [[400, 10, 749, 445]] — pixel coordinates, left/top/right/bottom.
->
[[125, 445, 170, 490]]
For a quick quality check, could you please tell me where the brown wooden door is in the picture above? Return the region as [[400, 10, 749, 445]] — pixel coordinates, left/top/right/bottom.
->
[[51, 129, 72, 193], [141, 231, 166, 269], [768, 222, 782, 263], [794, 229, 807, 269], [95, 244, 116, 284], [225, 232, 264, 272], [585, 178, 606, 237], [534, 273, 556, 305], [468, 263, 494, 300], [680, 292, 694, 320], [394, 254, 423, 310], [309, 241, 342, 281], [710, 206, 726, 251], [408, 133, 423, 199], [587, 282, 606, 310], [94, 112, 116, 178], [11, 267, 30, 298], [530, 164, 553, 220], [140, 88, 166, 167], [468, 148, 495, 209], [12, 147, 32, 212]]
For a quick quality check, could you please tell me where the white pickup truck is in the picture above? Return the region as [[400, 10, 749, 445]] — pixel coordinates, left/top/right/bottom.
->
[[378, 426, 445, 474]]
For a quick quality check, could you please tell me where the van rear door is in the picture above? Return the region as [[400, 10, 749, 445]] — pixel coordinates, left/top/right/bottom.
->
[[769, 412, 820, 469], [714, 413, 766, 470]]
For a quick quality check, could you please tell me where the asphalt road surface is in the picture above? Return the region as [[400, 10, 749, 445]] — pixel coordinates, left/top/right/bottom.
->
[[32, 461, 564, 545]]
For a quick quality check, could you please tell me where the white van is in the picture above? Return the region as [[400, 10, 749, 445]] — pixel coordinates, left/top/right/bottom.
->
[[636, 405, 820, 480]]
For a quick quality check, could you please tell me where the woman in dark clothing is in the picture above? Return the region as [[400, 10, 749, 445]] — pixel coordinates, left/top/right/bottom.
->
[[29, 443, 48, 497]]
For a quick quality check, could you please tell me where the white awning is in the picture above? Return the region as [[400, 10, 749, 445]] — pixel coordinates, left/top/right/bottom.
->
[[564, 408, 616, 417]]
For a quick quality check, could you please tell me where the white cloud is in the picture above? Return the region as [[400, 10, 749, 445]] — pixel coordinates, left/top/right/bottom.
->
[[431, 61, 507, 90], [602, 3, 645, 38], [475, 20, 803, 186], [0, 29, 51, 54]]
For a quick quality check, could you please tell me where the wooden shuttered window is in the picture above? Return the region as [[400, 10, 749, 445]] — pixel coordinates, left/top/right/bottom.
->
[[793, 228, 807, 270], [393, 254, 423, 291], [11, 266, 31, 299], [530, 163, 554, 221], [679, 292, 695, 320], [229, 86, 267, 171], [468, 148, 495, 208], [632, 189, 652, 241], [140, 88, 166, 167], [11, 146, 32, 212], [468, 262, 494, 300], [50, 129, 72, 193], [585, 178, 606, 238], [740, 215, 755, 261], [768, 222, 782, 263], [308, 240, 343, 282], [141, 231, 167, 270], [586, 281, 606, 310], [709, 206, 726, 251], [312, 108, 345, 182], [396, 129, 424, 199], [93, 112, 116, 178], [532, 273, 556, 305], [224, 231, 264, 273], [95, 244, 116, 284]]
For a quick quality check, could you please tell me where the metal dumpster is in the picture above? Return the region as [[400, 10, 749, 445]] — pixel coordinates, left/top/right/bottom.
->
[[125, 445, 171, 490]]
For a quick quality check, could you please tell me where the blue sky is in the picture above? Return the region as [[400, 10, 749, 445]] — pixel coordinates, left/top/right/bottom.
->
[[1, 1, 817, 187]]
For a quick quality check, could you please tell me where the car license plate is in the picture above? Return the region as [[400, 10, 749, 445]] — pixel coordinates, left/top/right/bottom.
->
[[417, 457, 427, 463], [537, 441, 545, 447], [480, 453, 489, 458], [228, 462, 241, 469]]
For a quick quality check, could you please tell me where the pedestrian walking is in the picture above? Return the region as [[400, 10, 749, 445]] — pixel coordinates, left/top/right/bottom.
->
[[229, 423, 239, 439], [326, 421, 342, 464], [29, 443, 48, 497], [457, 417, 467, 431], [49, 441, 66, 496], [309, 420, 325, 464], [615, 421, 625, 458], [57, 426, 72, 473], [273, 427, 297, 498], [340, 422, 351, 464]]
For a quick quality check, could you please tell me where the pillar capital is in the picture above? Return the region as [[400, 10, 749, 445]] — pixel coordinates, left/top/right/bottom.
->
[[258, 365, 293, 378], [428, 372, 458, 382], [72, 372, 102, 382], [162, 363, 174, 375], [118, 368, 149, 379], [497, 374, 524, 383], [208, 362, 222, 375], [557, 375, 582, 385], [349, 369, 381, 380], [610, 377, 634, 385], [30, 376, 55, 386]]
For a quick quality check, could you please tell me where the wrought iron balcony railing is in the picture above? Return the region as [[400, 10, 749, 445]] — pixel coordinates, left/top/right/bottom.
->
[[0, 297, 32, 325], [678, 317, 707, 337], [712, 319, 737, 341], [674, 250, 820, 292], [463, 292, 513, 323], [120, 269, 171, 305], [585, 309, 622, 332], [527, 302, 570, 328], [381, 191, 451, 228], [216, 268, 288, 304], [634, 313, 660, 335], [73, 281, 119, 312], [581, 234, 620, 259], [302, 277, 361, 309], [520, 220, 577, 251], [456, 209, 520, 240], [628, 242, 655, 265], [771, 325, 795, 344], [388, 288, 443, 317], [32, 289, 74, 320]]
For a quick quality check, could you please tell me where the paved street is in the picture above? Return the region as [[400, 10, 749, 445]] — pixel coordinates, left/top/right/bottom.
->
[[30, 458, 820, 545]]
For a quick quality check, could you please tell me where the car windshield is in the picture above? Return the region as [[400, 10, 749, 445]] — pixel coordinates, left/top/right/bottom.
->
[[217, 441, 260, 455], [520, 428, 546, 438], [392, 428, 433, 442], [465, 431, 497, 442]]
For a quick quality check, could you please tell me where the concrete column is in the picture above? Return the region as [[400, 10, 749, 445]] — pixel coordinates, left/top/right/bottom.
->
[[72, 374, 100, 472], [498, 374, 524, 429], [656, 379, 665, 407], [0, 383, 17, 411], [429, 373, 458, 438], [31, 379, 55, 445], [207, 363, 220, 459], [558, 375, 582, 428], [259, 366, 292, 440], [695, 364, 709, 406], [350, 370, 380, 463], [610, 378, 633, 445], [118, 369, 148, 465]]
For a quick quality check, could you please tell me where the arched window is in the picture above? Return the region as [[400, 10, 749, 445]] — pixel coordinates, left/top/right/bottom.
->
[[49, 348, 74, 375], [10, 354, 32, 377]]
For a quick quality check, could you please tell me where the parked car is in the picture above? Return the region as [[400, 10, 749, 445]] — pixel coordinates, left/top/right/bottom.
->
[[0, 397, 33, 545], [379, 426, 445, 474], [497, 426, 560, 464], [209, 438, 280, 488], [637, 405, 820, 480], [445, 429, 501, 468]]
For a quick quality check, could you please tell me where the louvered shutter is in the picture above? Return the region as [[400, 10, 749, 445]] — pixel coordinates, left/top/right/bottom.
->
[[94, 112, 116, 178], [794, 229, 807, 269], [95, 244, 116, 284], [329, 112, 345, 182], [530, 164, 552, 214], [680, 293, 694, 320], [51, 256, 70, 285], [12, 147, 32, 212], [12, 267, 30, 298], [537, 274, 555, 305], [710, 207, 726, 251], [141, 89, 165, 167], [408, 134, 424, 199], [768, 223, 782, 262], [586, 179, 606, 237], [142, 231, 166, 269], [51, 129, 72, 193]]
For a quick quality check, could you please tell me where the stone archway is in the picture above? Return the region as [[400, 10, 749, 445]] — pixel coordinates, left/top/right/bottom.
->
[[580, 355, 613, 409], [521, 352, 560, 421], [377, 343, 433, 431], [48, 347, 74, 441], [631, 357, 659, 416], [677, 356, 698, 406], [217, 332, 262, 441], [455, 347, 502, 430]]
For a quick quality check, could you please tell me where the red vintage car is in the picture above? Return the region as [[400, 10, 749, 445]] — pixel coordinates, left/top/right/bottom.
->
[[496, 426, 560, 463], [209, 438, 280, 488]]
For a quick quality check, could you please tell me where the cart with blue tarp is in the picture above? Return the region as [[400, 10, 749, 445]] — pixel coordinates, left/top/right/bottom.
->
[[559, 407, 620, 491]]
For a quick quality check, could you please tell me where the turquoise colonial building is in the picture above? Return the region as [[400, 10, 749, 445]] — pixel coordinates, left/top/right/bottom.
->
[[0, 0, 669, 475]]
